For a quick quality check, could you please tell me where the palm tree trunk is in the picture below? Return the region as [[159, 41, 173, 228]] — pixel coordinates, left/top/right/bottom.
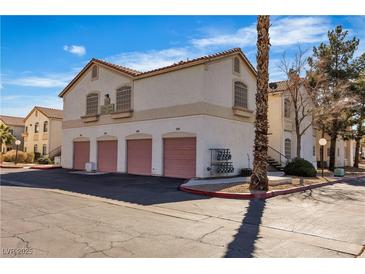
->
[[250, 15, 270, 191]]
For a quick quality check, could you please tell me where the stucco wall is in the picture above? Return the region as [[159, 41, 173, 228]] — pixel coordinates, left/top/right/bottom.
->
[[61, 115, 254, 178], [49, 119, 63, 152], [268, 93, 283, 159], [24, 110, 49, 154]]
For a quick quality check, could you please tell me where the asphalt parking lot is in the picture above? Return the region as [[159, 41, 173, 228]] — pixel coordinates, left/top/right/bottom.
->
[[1, 168, 364, 257]]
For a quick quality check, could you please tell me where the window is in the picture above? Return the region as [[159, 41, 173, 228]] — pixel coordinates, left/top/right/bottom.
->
[[234, 57, 240, 73], [42, 144, 47, 156], [35, 110, 38, 117], [25, 126, 28, 133], [34, 144, 38, 153], [284, 138, 291, 159], [284, 98, 291, 118], [327, 147, 330, 157], [43, 121, 48, 132], [34, 122, 39, 133], [313, 146, 315, 156], [24, 147, 27, 152], [86, 93, 99, 115], [234, 81, 248, 109], [337, 147, 340, 156], [91, 66, 98, 79], [116, 86, 132, 112]]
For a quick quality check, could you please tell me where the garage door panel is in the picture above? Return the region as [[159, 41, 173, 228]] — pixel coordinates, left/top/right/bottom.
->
[[73, 141, 90, 170], [164, 137, 196, 178], [127, 139, 152, 175], [97, 140, 117, 172]]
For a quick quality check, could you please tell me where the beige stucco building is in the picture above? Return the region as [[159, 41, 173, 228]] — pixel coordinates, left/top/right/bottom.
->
[[23, 106, 63, 158], [0, 115, 25, 152], [59, 48, 258, 178], [268, 81, 317, 168]]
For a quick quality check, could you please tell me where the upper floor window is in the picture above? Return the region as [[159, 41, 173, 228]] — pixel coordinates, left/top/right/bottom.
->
[[234, 81, 248, 109], [284, 98, 291, 118], [25, 126, 28, 133], [116, 86, 132, 112], [86, 93, 99, 115], [284, 138, 291, 159], [43, 121, 48, 132], [91, 66, 98, 80], [34, 122, 39, 133], [234, 57, 240, 73], [35, 110, 38, 117]]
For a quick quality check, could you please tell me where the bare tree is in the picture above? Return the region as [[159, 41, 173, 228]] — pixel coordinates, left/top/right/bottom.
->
[[278, 46, 314, 158]]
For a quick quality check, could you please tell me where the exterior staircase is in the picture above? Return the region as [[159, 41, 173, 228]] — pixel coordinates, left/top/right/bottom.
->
[[267, 145, 289, 171], [267, 156, 285, 171]]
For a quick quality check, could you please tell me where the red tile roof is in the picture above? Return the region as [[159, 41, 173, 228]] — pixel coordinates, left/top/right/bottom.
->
[[24, 106, 63, 121], [59, 48, 256, 97], [0, 115, 25, 127]]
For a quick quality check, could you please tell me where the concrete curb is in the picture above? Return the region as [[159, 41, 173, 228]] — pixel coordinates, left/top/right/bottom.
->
[[0, 165, 23, 169], [29, 165, 61, 170], [180, 175, 365, 200]]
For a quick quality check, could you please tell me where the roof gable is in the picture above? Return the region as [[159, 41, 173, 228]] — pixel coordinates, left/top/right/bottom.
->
[[24, 106, 63, 122]]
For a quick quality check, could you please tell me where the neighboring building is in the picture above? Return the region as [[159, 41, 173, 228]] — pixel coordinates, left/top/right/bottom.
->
[[59, 48, 257, 178], [0, 115, 25, 152], [23, 106, 63, 158], [315, 132, 356, 168], [267, 80, 317, 168]]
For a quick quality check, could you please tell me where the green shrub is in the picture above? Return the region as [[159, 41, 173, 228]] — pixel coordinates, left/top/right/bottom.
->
[[284, 158, 317, 177], [3, 150, 28, 163], [37, 156, 52, 164]]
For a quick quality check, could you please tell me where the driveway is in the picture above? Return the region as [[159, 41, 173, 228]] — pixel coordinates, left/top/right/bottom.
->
[[1, 168, 364, 258]]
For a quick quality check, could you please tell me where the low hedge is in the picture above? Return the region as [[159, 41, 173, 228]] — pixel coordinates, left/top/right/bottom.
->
[[284, 158, 317, 177], [37, 156, 52, 164]]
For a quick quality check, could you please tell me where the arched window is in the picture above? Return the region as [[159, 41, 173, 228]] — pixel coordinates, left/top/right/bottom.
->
[[34, 122, 39, 133], [42, 144, 47, 156], [234, 57, 240, 73], [234, 81, 248, 109], [91, 65, 98, 79], [116, 86, 132, 112], [34, 144, 38, 153], [43, 121, 48, 132], [284, 98, 291, 118], [284, 138, 291, 159], [86, 93, 99, 115]]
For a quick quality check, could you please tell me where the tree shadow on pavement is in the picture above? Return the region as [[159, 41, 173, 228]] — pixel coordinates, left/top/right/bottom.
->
[[225, 198, 266, 257]]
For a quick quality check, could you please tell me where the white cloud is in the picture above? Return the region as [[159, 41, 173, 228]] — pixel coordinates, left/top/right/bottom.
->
[[191, 16, 330, 49], [63, 45, 86, 56], [0, 95, 63, 117], [3, 71, 77, 88], [107, 47, 204, 72]]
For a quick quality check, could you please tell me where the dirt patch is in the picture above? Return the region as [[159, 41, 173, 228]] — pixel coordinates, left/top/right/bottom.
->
[[187, 176, 338, 193]]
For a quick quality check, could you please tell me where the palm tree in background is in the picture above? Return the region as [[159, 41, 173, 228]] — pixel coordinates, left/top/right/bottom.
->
[[0, 124, 15, 162], [250, 15, 270, 191]]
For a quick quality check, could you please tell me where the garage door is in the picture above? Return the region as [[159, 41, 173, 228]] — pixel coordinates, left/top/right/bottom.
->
[[127, 139, 152, 175], [97, 140, 118, 172], [73, 141, 90, 170], [164, 137, 196, 178]]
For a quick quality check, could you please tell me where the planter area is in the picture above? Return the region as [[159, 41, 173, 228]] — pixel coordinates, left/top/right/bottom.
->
[[180, 175, 365, 200]]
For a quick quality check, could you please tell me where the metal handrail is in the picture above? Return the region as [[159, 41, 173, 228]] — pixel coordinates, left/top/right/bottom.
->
[[47, 146, 61, 159], [267, 145, 290, 167]]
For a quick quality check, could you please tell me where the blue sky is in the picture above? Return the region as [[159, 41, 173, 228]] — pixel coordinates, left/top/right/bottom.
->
[[1, 15, 365, 117]]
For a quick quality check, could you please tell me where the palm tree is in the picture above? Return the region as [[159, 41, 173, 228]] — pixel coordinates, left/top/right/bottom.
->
[[0, 124, 15, 162], [250, 15, 270, 191]]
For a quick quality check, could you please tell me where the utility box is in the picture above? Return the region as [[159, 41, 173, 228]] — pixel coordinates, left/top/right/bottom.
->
[[54, 156, 61, 165], [85, 162, 96, 172], [334, 168, 345, 177]]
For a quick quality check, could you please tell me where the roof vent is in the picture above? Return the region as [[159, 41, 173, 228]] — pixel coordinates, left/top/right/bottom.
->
[[269, 82, 278, 89]]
